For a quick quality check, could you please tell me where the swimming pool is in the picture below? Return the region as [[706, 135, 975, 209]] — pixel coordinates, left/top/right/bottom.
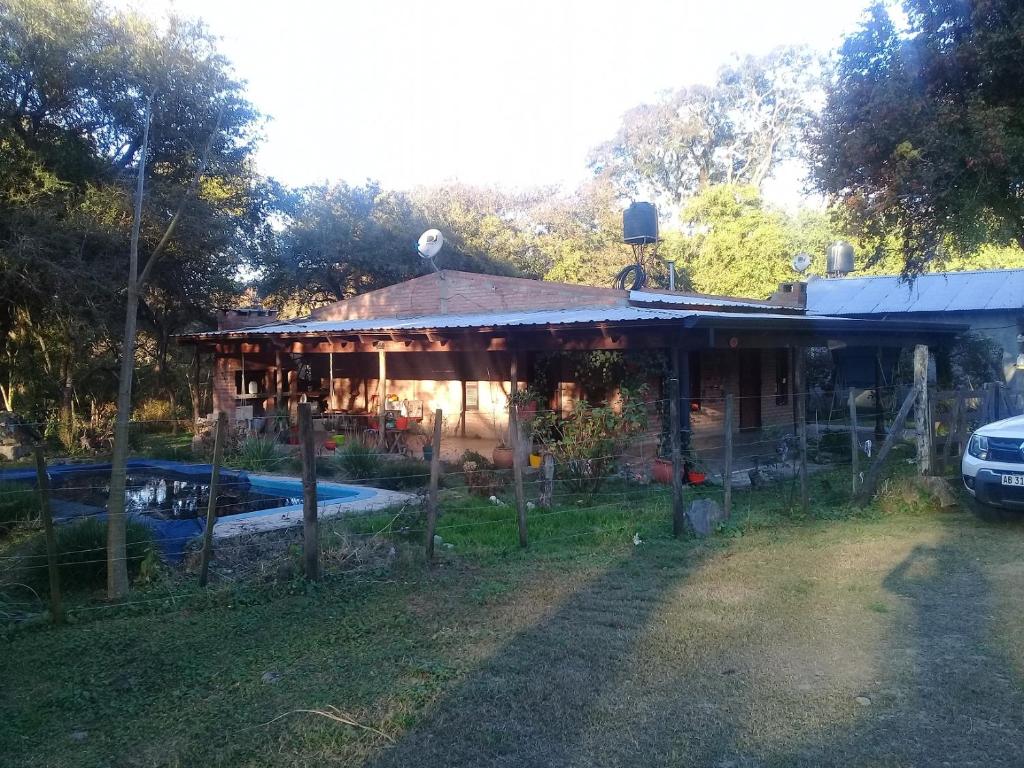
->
[[0, 460, 411, 561]]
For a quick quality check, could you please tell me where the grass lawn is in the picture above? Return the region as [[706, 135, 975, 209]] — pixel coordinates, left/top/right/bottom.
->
[[3, 470, 1024, 766]]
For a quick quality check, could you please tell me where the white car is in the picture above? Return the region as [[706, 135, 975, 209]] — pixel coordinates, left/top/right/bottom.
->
[[962, 414, 1024, 511]]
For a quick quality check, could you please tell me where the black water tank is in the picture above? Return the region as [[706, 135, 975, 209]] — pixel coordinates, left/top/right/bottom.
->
[[623, 202, 658, 245]]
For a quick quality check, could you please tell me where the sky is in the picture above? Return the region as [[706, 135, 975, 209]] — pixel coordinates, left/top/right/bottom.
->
[[121, 0, 874, 206]]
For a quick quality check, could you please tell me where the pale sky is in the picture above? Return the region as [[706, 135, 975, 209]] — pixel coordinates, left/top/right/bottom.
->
[[122, 0, 874, 205]]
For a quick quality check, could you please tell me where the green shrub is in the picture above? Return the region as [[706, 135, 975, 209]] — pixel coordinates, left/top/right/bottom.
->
[[335, 440, 382, 481], [0, 483, 38, 534], [459, 449, 494, 470], [375, 458, 431, 490], [27, 518, 155, 591], [229, 436, 286, 472]]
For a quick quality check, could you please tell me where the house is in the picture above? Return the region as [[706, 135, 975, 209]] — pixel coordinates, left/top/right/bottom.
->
[[805, 269, 1024, 389], [178, 270, 959, 455]]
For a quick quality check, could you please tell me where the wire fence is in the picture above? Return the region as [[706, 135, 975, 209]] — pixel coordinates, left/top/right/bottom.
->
[[0, 380, 987, 626]]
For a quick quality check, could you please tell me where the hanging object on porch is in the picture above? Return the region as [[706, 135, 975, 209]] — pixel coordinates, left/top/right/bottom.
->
[[417, 228, 444, 272]]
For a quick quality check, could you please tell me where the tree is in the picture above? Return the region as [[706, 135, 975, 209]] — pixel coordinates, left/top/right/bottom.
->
[[814, 0, 1024, 273], [261, 182, 516, 312], [672, 184, 831, 299], [0, 0, 261, 597], [590, 46, 822, 212]]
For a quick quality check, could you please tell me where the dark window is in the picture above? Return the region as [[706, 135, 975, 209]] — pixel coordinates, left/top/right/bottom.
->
[[775, 349, 789, 405]]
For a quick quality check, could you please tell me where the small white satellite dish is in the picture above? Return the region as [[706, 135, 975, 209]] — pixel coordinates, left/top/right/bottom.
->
[[418, 229, 444, 259], [791, 252, 813, 274]]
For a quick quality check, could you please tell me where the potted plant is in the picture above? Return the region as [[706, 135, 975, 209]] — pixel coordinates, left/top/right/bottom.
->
[[492, 441, 514, 469], [508, 386, 541, 422]]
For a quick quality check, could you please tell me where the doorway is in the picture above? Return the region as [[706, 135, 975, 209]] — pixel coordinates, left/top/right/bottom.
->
[[738, 349, 762, 431]]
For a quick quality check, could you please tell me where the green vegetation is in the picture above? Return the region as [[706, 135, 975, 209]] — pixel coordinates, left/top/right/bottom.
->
[[2, 469, 1023, 766], [333, 440, 383, 481], [0, 484, 38, 534], [228, 436, 288, 473], [24, 518, 156, 592]]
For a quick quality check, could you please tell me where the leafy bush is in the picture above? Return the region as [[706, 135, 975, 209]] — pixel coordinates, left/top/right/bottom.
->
[[459, 449, 494, 470], [532, 388, 649, 493], [374, 458, 431, 490], [27, 518, 155, 591], [335, 440, 382, 481], [0, 483, 38, 534], [228, 436, 286, 472]]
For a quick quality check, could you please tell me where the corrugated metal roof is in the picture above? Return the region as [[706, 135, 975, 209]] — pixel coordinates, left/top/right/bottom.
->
[[805, 270, 1024, 315], [628, 290, 782, 310], [185, 306, 872, 339]]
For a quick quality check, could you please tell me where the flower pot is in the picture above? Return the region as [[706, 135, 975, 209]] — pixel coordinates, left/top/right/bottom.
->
[[492, 445, 514, 469], [395, 416, 409, 430], [323, 439, 337, 452], [529, 453, 542, 469], [686, 469, 707, 485], [651, 458, 678, 485]]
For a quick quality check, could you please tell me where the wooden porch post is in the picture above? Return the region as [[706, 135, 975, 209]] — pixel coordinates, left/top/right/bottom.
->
[[328, 348, 335, 411], [670, 348, 685, 537], [274, 348, 283, 411], [678, 350, 691, 455], [377, 347, 387, 449], [914, 344, 932, 475], [794, 346, 809, 515]]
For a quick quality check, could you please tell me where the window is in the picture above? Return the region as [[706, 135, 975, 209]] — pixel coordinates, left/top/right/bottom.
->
[[775, 349, 790, 405], [464, 381, 479, 411]]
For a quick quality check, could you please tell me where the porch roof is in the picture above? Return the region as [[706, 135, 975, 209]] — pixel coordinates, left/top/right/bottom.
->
[[179, 305, 963, 343]]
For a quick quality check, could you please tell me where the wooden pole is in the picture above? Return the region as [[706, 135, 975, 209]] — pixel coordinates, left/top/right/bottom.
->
[[510, 399, 528, 548], [328, 349, 335, 411], [298, 402, 320, 580], [33, 446, 62, 625], [539, 453, 555, 508], [848, 388, 860, 496], [794, 347, 809, 515], [509, 352, 527, 548], [198, 411, 226, 587], [914, 344, 932, 476], [425, 408, 442, 561], [669, 348, 685, 537], [856, 385, 920, 504], [377, 348, 387, 450], [722, 393, 734, 518]]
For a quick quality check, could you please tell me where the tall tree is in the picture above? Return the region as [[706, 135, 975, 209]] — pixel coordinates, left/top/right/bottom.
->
[[814, 0, 1024, 273], [260, 182, 515, 313], [590, 46, 821, 212]]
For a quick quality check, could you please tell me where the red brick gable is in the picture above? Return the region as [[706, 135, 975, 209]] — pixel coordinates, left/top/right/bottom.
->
[[307, 271, 628, 321]]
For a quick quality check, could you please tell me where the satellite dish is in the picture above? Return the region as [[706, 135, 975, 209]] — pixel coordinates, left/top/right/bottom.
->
[[791, 252, 813, 274], [418, 229, 444, 259]]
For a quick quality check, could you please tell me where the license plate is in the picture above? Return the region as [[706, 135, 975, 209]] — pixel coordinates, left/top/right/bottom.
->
[[1001, 474, 1024, 487]]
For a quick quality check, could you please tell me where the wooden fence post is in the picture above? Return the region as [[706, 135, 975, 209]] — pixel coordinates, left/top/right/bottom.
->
[[669, 348, 685, 537], [856, 385, 920, 504], [914, 345, 932, 476], [538, 453, 555, 508], [940, 391, 963, 473], [198, 411, 226, 587], [722, 394, 734, 518], [848, 388, 860, 496], [425, 408, 442, 561], [510, 400, 528, 548], [297, 403, 320, 581], [33, 445, 62, 625], [794, 347, 809, 515]]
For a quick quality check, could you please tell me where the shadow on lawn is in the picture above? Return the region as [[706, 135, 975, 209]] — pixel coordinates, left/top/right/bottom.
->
[[367, 516, 1024, 768], [769, 533, 1024, 766]]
